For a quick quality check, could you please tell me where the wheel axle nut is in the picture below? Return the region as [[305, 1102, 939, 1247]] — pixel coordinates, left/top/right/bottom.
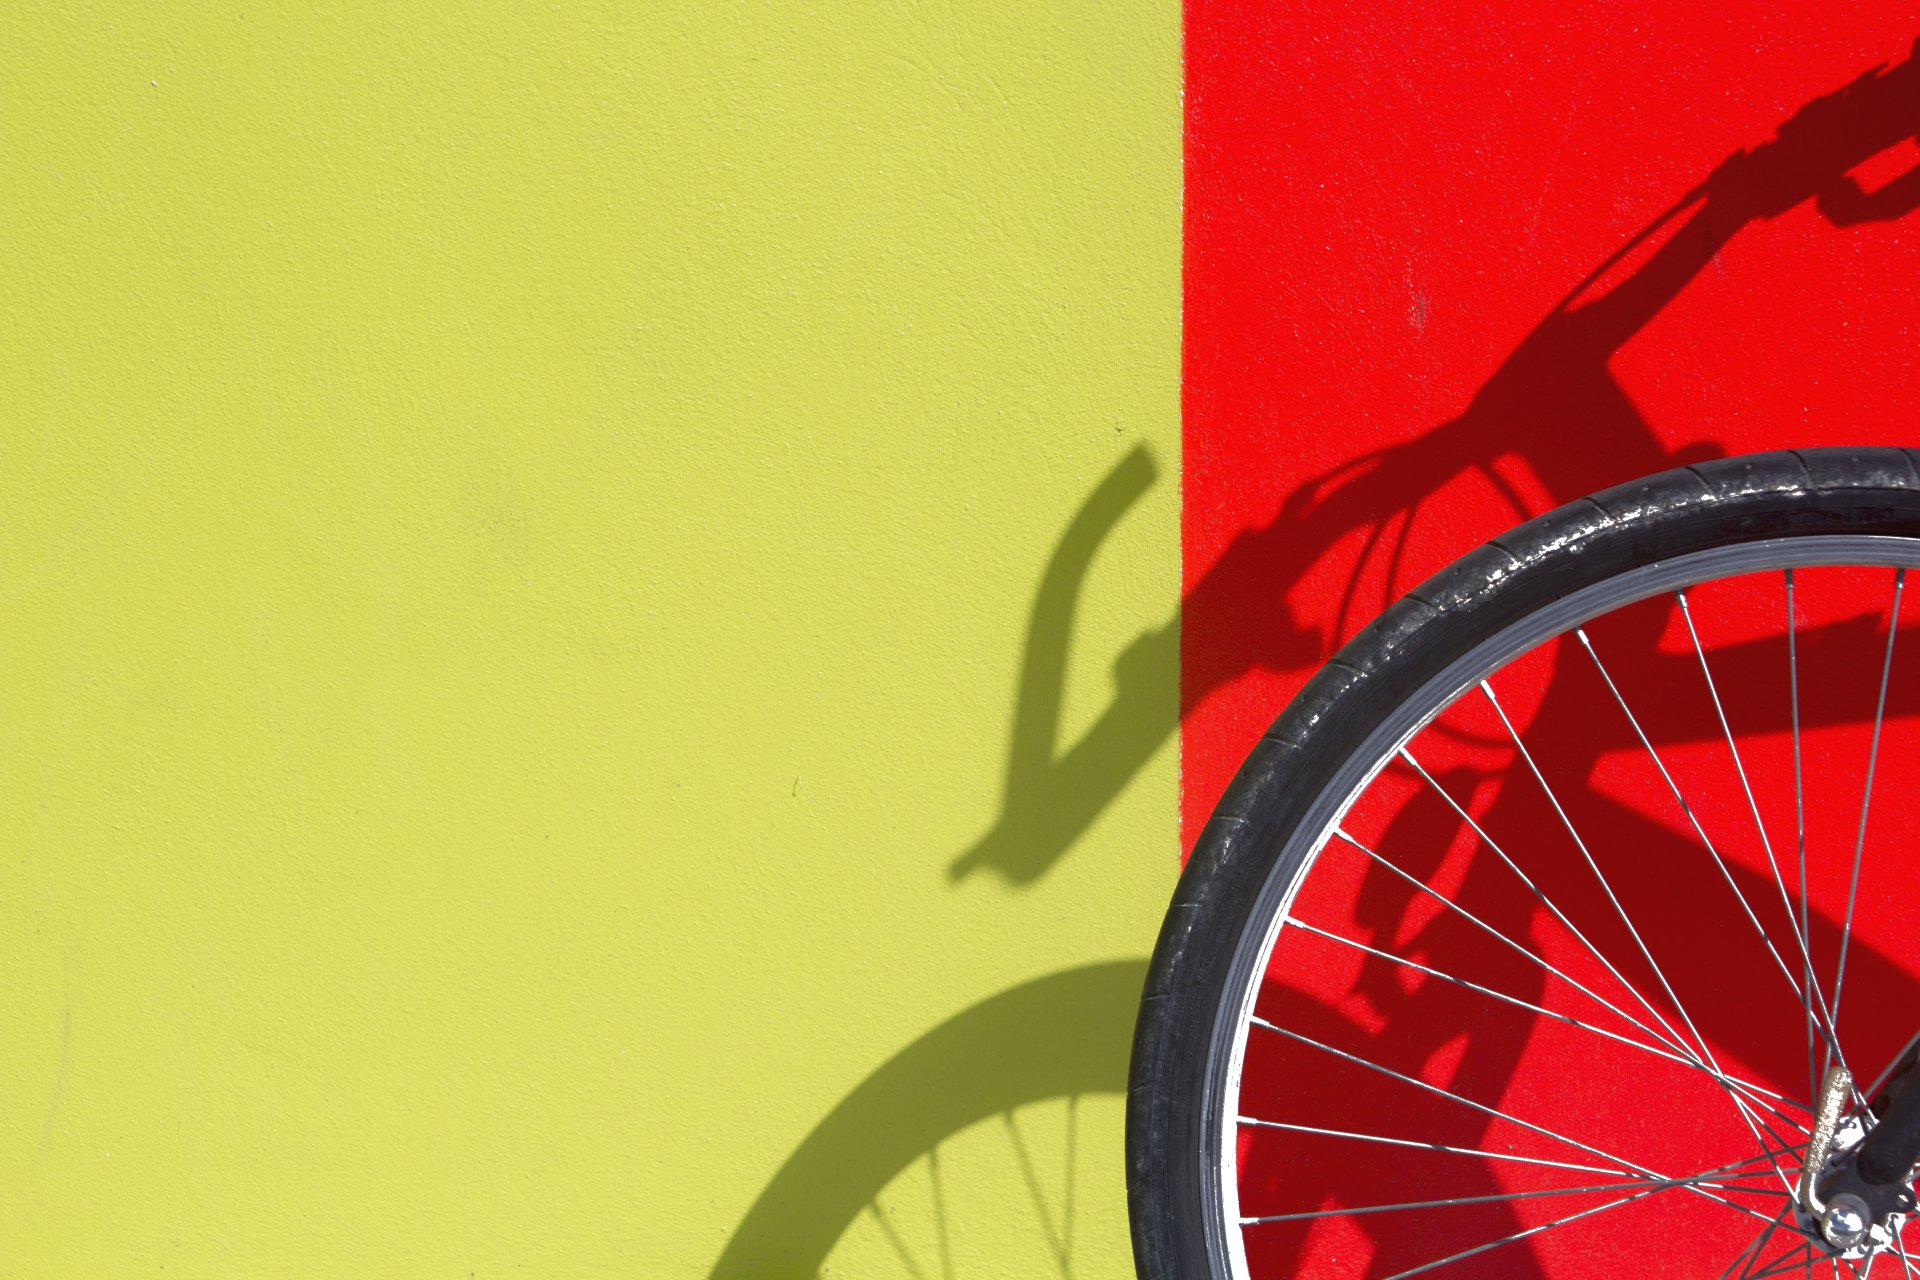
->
[[1822, 1194, 1871, 1250]]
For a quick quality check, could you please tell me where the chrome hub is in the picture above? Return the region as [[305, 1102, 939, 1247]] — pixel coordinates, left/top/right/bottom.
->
[[1795, 1064, 1918, 1261], [1821, 1195, 1870, 1251]]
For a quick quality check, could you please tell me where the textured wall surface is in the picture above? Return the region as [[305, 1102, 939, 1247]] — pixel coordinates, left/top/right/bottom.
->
[[0, 5, 1179, 1275], [1184, 6, 1920, 841]]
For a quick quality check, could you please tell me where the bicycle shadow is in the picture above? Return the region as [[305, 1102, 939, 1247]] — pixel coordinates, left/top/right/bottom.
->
[[706, 961, 1146, 1279], [709, 38, 1920, 1279], [947, 443, 1178, 885]]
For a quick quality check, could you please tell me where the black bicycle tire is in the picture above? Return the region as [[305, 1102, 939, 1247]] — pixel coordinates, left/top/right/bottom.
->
[[1127, 446, 1920, 1279]]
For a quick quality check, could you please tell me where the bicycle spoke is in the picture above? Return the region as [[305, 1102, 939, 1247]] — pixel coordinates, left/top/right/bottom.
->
[[1378, 1163, 1784, 1280], [1331, 824, 1807, 1179], [1399, 746, 1713, 1070], [1892, 1231, 1918, 1278], [1236, 1117, 1639, 1178], [1755, 1241, 1866, 1280], [1577, 627, 1811, 1019], [1747, 1241, 1819, 1280], [1289, 918, 1804, 1130], [1327, 828, 1707, 1076], [1679, 590, 1843, 1074], [1241, 1177, 1766, 1226], [1248, 1016, 1783, 1227], [1375, 1188, 1660, 1280], [1238, 1115, 1792, 1190], [1790, 568, 1818, 1116], [1485, 672, 1797, 1185], [1512, 640, 1812, 1189], [1482, 678, 1722, 1070], [1723, 1207, 1791, 1280], [1725, 1087, 1808, 1199], [1832, 568, 1906, 1056]]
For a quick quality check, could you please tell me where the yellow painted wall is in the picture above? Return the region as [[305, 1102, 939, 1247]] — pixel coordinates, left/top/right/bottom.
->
[[0, 4, 1178, 1275]]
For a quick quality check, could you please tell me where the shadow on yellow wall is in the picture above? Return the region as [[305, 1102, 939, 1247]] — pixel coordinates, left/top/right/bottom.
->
[[707, 961, 1145, 1277], [710, 450, 1169, 1276], [951, 445, 1173, 887]]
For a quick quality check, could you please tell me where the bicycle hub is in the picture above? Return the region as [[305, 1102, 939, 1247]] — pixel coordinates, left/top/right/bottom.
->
[[1800, 1056, 1920, 1259]]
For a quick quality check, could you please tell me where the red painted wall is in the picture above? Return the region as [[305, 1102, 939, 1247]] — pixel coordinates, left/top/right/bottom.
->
[[1182, 7, 1920, 845]]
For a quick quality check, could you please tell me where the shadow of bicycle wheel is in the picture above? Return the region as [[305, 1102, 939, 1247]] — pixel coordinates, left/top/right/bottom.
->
[[706, 959, 1147, 1278]]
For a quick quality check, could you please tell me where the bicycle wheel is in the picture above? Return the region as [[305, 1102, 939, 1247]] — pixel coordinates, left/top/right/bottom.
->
[[1130, 448, 1920, 1279]]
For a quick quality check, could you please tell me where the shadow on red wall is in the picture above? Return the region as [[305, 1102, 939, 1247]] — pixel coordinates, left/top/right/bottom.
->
[[957, 36, 1920, 889]]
